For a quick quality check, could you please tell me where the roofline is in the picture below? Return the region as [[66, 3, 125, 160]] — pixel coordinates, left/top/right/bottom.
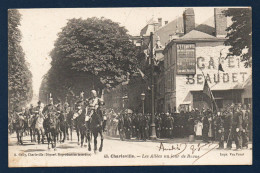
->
[[163, 37, 227, 54]]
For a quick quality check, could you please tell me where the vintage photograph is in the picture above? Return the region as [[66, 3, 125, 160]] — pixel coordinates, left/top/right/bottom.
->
[[8, 7, 252, 167]]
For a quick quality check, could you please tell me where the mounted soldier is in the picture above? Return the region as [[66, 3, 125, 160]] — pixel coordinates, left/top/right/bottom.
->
[[64, 100, 71, 140], [83, 89, 105, 152], [43, 96, 59, 150], [35, 101, 45, 144], [13, 106, 26, 145]]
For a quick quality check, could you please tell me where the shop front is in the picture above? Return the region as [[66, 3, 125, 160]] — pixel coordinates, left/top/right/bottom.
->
[[191, 89, 243, 110]]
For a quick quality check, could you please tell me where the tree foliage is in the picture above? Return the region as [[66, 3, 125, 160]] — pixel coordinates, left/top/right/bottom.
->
[[224, 8, 252, 67], [8, 9, 33, 109], [41, 17, 142, 102]]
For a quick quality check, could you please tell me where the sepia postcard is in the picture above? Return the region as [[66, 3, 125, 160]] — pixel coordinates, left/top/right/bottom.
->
[[8, 7, 252, 167]]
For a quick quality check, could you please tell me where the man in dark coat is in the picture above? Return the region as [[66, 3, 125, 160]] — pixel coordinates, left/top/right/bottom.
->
[[155, 113, 162, 138], [225, 108, 234, 149], [165, 112, 173, 138], [202, 110, 210, 143], [234, 105, 243, 150], [242, 109, 249, 149], [187, 112, 195, 136], [216, 111, 225, 149]]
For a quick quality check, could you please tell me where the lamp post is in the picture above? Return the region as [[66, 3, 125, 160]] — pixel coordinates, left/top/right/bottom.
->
[[149, 32, 157, 140], [141, 92, 145, 115]]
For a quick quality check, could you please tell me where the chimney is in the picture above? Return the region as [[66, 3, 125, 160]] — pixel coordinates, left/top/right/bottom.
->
[[183, 8, 195, 34], [165, 21, 168, 25], [158, 18, 162, 27], [214, 8, 227, 38]]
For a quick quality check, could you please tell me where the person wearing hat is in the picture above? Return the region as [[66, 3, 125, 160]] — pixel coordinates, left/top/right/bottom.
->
[[216, 111, 225, 149], [46, 97, 56, 117], [225, 108, 234, 149], [241, 104, 249, 149], [14, 106, 24, 120], [166, 112, 174, 138], [155, 113, 162, 139], [35, 101, 45, 144], [233, 104, 243, 150], [202, 110, 210, 143], [85, 90, 99, 119]]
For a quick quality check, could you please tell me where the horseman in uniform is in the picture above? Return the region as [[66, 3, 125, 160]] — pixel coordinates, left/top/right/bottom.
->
[[85, 90, 99, 120], [35, 101, 45, 144], [85, 90, 106, 130], [44, 97, 57, 128]]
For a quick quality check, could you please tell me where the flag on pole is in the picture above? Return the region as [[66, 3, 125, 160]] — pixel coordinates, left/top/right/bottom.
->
[[203, 79, 218, 112], [203, 80, 212, 99]]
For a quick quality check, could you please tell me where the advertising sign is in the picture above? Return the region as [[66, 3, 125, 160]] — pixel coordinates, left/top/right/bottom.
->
[[177, 44, 196, 75]]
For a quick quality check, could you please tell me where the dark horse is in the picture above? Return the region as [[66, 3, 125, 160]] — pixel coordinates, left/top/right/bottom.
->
[[73, 105, 91, 150], [57, 110, 67, 143], [66, 109, 74, 141], [88, 107, 104, 153], [43, 105, 59, 150], [13, 113, 25, 145]]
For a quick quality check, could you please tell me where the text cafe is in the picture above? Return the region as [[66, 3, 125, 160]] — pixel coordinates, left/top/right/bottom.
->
[[164, 41, 252, 113]]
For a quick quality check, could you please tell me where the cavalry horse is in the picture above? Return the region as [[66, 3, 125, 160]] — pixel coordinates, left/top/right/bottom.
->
[[87, 105, 104, 153], [28, 115, 36, 142], [57, 110, 67, 143], [34, 111, 45, 144], [73, 100, 104, 153], [73, 103, 91, 149], [13, 113, 25, 145], [43, 104, 59, 150], [66, 109, 74, 141]]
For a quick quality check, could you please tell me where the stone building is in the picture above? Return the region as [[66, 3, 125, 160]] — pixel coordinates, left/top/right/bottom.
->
[[163, 8, 252, 112]]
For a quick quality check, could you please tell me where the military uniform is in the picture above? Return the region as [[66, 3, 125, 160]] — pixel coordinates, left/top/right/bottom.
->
[[226, 107, 243, 150], [242, 110, 249, 148], [225, 110, 233, 149], [165, 114, 173, 138], [141, 114, 149, 141], [202, 114, 209, 142], [86, 96, 100, 120], [216, 114, 225, 149], [155, 114, 162, 138], [117, 114, 125, 141], [234, 109, 243, 150]]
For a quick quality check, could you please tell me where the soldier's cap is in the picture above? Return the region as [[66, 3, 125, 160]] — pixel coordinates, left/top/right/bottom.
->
[[38, 101, 41, 105]]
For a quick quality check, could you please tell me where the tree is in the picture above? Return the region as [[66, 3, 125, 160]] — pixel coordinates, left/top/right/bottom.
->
[[224, 8, 252, 67], [8, 9, 33, 110], [41, 17, 142, 102]]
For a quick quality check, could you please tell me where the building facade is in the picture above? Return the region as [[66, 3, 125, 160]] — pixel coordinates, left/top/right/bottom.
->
[[163, 8, 252, 112]]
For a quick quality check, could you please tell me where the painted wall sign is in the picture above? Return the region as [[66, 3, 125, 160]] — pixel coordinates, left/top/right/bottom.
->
[[176, 43, 196, 75]]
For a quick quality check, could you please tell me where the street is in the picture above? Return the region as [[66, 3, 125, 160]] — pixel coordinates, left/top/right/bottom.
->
[[8, 131, 252, 167]]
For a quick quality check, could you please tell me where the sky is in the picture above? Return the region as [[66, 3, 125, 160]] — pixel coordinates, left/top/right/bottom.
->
[[18, 7, 215, 102]]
